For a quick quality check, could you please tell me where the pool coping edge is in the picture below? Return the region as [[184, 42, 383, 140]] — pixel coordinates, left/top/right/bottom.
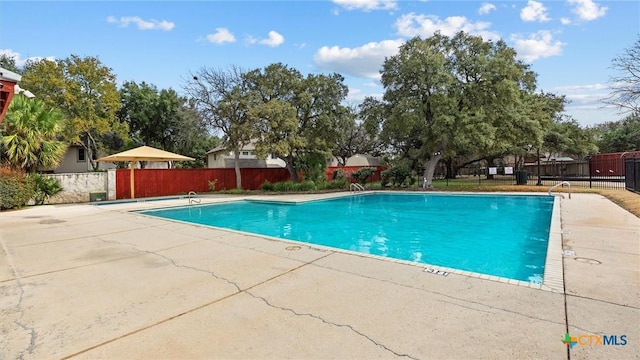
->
[[541, 196, 565, 293]]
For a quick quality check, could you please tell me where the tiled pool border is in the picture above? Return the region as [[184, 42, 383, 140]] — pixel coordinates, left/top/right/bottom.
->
[[127, 191, 565, 293]]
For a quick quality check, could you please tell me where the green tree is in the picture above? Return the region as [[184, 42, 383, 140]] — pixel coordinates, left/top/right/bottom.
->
[[595, 112, 640, 152], [245, 63, 348, 182], [0, 54, 20, 73], [20, 55, 126, 169], [185, 66, 253, 188], [1, 95, 67, 172], [118, 81, 214, 167], [118, 81, 162, 148], [172, 99, 221, 168], [332, 104, 383, 166], [542, 116, 598, 159], [377, 32, 550, 187]]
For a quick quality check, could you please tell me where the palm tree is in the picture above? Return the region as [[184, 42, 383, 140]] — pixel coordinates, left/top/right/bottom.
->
[[1, 94, 67, 172]]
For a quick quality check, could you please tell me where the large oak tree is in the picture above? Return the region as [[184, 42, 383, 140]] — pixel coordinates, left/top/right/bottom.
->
[[374, 32, 561, 187], [244, 63, 348, 182]]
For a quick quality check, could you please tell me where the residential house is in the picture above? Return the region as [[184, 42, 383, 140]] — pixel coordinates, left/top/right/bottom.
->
[[43, 145, 169, 173], [206, 143, 286, 168], [328, 154, 382, 167]]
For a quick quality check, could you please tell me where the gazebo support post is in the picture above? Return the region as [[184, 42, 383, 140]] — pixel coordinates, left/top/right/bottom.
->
[[130, 161, 135, 199]]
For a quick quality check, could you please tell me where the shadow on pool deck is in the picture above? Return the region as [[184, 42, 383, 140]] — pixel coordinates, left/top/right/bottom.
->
[[0, 192, 638, 359]]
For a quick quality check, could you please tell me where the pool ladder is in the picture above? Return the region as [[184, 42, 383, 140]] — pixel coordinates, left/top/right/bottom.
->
[[548, 181, 571, 199], [188, 191, 201, 205], [350, 183, 365, 192]]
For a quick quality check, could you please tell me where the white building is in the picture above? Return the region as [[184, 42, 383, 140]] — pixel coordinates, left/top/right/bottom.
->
[[206, 143, 286, 168]]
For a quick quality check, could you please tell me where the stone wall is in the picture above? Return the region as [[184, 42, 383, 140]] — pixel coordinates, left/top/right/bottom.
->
[[45, 171, 114, 204]]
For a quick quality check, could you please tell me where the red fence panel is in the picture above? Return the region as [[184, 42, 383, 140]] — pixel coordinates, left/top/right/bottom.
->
[[589, 151, 640, 177], [239, 168, 291, 189], [115, 168, 291, 199]]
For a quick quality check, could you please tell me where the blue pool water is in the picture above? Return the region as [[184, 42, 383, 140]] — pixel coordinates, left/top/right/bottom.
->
[[138, 193, 554, 283]]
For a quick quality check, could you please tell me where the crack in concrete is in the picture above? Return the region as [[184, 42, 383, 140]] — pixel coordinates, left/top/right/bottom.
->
[[247, 292, 420, 360], [314, 262, 568, 328], [1, 236, 37, 359], [88, 235, 418, 359], [565, 293, 640, 310]]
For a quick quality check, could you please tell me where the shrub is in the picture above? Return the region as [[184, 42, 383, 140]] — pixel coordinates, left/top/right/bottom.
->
[[332, 169, 345, 180], [30, 173, 63, 205], [0, 166, 35, 210], [318, 179, 348, 190], [219, 188, 246, 194], [273, 181, 296, 192], [296, 152, 327, 183], [351, 167, 376, 185], [208, 179, 218, 192], [261, 181, 275, 191], [262, 179, 348, 192], [298, 180, 316, 191], [381, 165, 412, 187]]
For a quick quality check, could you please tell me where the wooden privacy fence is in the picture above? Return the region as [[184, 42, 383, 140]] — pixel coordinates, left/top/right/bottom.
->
[[115, 166, 386, 199], [115, 168, 290, 199]]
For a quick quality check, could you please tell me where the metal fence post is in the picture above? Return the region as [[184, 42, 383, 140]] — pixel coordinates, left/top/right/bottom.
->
[[587, 156, 593, 189]]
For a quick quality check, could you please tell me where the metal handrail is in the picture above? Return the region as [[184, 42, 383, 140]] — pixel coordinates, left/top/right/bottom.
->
[[350, 183, 365, 192], [188, 191, 201, 204], [548, 181, 571, 199]]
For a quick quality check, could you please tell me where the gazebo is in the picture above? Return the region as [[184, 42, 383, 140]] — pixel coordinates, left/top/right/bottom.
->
[[97, 146, 194, 199]]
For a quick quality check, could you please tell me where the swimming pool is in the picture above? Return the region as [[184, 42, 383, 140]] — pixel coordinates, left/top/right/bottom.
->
[[138, 193, 554, 283]]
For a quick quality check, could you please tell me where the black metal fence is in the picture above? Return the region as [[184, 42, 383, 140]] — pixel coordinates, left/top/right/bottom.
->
[[435, 156, 639, 190], [625, 158, 640, 193]]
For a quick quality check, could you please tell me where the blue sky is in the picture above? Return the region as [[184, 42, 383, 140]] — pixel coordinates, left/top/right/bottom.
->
[[1, 0, 638, 126]]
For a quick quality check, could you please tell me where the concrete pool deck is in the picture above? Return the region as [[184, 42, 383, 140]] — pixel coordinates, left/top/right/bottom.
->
[[1, 192, 638, 359]]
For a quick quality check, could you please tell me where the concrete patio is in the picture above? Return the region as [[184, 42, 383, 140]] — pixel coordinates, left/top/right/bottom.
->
[[1, 192, 638, 359]]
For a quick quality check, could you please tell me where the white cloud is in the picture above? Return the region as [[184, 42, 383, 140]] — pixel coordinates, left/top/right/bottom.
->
[[395, 13, 500, 41], [511, 31, 564, 62], [564, 92, 611, 112], [260, 31, 285, 47], [520, 1, 550, 22], [346, 87, 383, 103], [478, 3, 496, 15], [332, 0, 397, 11], [553, 83, 609, 92], [560, 17, 572, 25], [245, 35, 258, 45], [314, 39, 404, 79], [0, 49, 54, 67], [106, 16, 174, 31], [568, 0, 607, 21], [206, 28, 236, 44]]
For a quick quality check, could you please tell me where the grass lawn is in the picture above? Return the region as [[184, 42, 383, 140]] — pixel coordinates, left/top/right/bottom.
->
[[428, 179, 640, 217]]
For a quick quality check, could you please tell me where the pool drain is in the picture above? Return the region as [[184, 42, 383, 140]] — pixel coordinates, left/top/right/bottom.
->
[[285, 246, 302, 251], [574, 257, 601, 265]]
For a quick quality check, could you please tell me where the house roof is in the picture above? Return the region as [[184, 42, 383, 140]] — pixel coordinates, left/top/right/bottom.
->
[[346, 154, 381, 166], [542, 156, 575, 162], [0, 67, 21, 83], [206, 142, 257, 155]]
